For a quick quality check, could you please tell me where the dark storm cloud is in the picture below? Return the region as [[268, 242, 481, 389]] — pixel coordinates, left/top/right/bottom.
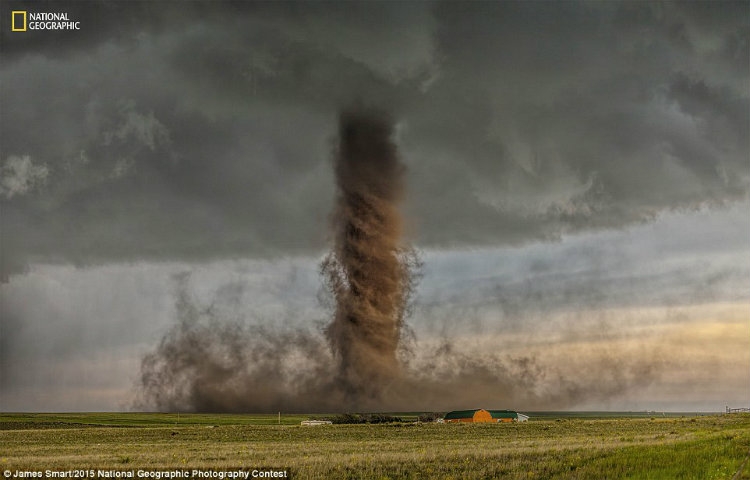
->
[[401, 1, 748, 244], [1, 1, 429, 279], [1, 1, 748, 279]]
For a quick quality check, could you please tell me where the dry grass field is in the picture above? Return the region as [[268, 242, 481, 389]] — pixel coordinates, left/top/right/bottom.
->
[[1, 413, 749, 479]]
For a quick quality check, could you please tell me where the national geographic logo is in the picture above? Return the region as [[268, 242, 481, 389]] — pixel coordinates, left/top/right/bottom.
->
[[11, 10, 81, 31]]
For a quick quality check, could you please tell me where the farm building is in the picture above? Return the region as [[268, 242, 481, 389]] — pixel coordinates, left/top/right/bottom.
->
[[443, 409, 529, 423], [300, 420, 332, 426]]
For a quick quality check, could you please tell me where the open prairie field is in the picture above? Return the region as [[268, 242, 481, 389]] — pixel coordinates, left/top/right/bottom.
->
[[2, 413, 749, 479]]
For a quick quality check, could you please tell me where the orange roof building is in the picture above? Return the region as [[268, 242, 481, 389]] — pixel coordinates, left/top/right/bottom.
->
[[443, 409, 529, 423]]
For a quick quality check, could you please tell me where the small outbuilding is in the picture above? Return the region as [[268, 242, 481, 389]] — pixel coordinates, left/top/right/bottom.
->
[[300, 420, 332, 426], [443, 409, 529, 423]]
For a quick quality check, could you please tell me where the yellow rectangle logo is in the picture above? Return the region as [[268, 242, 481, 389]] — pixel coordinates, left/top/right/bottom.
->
[[12, 10, 27, 31]]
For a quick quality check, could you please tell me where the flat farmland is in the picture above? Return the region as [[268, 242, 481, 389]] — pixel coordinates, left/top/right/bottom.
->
[[1, 413, 749, 479]]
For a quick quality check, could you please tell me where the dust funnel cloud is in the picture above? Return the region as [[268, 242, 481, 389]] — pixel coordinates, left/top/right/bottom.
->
[[322, 107, 418, 400], [136, 107, 419, 412], [135, 107, 663, 413]]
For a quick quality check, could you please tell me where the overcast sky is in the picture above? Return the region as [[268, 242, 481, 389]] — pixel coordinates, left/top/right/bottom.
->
[[1, 1, 748, 412]]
